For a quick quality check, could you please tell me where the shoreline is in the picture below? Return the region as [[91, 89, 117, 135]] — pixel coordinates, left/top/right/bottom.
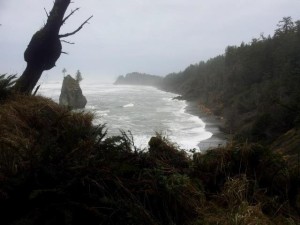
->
[[184, 100, 228, 151]]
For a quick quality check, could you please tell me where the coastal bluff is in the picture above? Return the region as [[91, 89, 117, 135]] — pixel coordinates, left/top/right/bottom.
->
[[114, 72, 162, 86], [59, 75, 87, 109]]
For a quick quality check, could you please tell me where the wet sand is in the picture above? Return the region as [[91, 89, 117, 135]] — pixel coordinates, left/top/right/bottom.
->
[[184, 101, 228, 151]]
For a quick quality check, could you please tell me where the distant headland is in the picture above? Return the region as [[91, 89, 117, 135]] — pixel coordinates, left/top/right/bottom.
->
[[114, 72, 162, 86]]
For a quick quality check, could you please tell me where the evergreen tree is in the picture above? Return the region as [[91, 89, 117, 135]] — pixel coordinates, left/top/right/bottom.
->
[[75, 70, 83, 83], [62, 68, 67, 77], [275, 16, 294, 36]]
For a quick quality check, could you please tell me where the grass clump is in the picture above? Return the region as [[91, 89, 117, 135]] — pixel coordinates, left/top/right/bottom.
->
[[0, 74, 16, 102], [0, 94, 299, 224]]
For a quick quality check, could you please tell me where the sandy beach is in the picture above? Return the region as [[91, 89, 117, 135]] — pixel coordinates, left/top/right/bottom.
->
[[185, 101, 228, 151]]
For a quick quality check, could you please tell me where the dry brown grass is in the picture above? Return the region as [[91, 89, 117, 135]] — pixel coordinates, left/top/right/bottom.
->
[[221, 175, 249, 207], [0, 94, 94, 175]]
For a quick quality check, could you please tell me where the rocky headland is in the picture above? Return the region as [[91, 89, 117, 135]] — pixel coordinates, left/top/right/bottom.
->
[[114, 72, 162, 87]]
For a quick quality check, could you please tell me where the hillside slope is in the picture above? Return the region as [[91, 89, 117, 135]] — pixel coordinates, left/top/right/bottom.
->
[[161, 17, 300, 155]]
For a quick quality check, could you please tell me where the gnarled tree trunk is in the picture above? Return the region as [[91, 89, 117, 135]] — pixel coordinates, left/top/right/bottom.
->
[[14, 0, 71, 94], [14, 0, 92, 94]]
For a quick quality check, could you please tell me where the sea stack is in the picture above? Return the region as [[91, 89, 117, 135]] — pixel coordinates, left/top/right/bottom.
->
[[59, 75, 87, 109]]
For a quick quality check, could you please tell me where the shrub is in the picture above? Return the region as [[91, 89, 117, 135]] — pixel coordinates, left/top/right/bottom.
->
[[0, 74, 16, 102]]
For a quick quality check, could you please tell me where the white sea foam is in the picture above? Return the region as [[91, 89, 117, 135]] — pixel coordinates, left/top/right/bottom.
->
[[131, 135, 151, 150], [123, 103, 134, 108], [86, 105, 96, 110], [97, 110, 110, 117]]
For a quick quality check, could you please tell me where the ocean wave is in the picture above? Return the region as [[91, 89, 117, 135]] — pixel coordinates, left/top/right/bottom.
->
[[97, 109, 110, 116], [86, 105, 96, 110], [123, 103, 134, 108]]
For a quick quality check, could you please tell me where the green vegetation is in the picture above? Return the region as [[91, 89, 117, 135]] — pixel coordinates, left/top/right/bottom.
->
[[161, 17, 300, 153], [61, 69, 83, 83], [0, 74, 16, 101], [62, 68, 67, 77], [75, 70, 83, 83], [0, 74, 300, 224]]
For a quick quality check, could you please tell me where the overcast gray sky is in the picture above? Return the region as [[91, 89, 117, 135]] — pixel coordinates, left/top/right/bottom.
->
[[0, 0, 300, 82]]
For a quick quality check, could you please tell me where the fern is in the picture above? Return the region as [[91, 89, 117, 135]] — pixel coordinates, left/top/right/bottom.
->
[[0, 74, 17, 100]]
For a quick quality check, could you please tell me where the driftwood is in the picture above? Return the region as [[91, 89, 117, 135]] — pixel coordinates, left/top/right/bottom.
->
[[14, 0, 92, 94]]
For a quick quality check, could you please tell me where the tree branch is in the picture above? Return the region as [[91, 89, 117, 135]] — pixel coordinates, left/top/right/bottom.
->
[[59, 15, 93, 38], [61, 40, 75, 44], [44, 8, 49, 17], [61, 7, 80, 25]]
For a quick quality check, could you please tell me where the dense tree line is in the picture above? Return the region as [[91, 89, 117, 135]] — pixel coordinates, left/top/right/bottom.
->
[[161, 17, 300, 144]]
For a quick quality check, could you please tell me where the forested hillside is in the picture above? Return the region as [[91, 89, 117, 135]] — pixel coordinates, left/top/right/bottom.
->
[[161, 17, 300, 151]]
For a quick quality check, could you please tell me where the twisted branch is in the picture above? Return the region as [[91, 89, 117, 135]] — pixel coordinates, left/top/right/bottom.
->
[[59, 15, 93, 38], [62, 7, 80, 25], [61, 40, 75, 44]]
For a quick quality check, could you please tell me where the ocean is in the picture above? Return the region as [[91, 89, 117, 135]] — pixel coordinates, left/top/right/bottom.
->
[[38, 81, 215, 151]]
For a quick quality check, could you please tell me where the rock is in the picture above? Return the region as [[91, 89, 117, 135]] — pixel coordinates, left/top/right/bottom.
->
[[172, 95, 185, 101], [59, 75, 87, 109]]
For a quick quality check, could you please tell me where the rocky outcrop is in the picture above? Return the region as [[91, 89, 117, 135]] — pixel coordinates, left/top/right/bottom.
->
[[59, 75, 87, 109]]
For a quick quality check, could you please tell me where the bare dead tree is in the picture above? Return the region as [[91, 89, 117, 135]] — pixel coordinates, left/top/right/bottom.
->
[[14, 0, 92, 94]]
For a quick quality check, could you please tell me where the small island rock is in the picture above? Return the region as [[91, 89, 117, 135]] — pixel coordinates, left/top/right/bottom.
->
[[59, 75, 87, 109]]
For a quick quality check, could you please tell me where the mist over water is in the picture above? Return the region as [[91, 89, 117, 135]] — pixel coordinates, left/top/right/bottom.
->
[[38, 81, 212, 151]]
